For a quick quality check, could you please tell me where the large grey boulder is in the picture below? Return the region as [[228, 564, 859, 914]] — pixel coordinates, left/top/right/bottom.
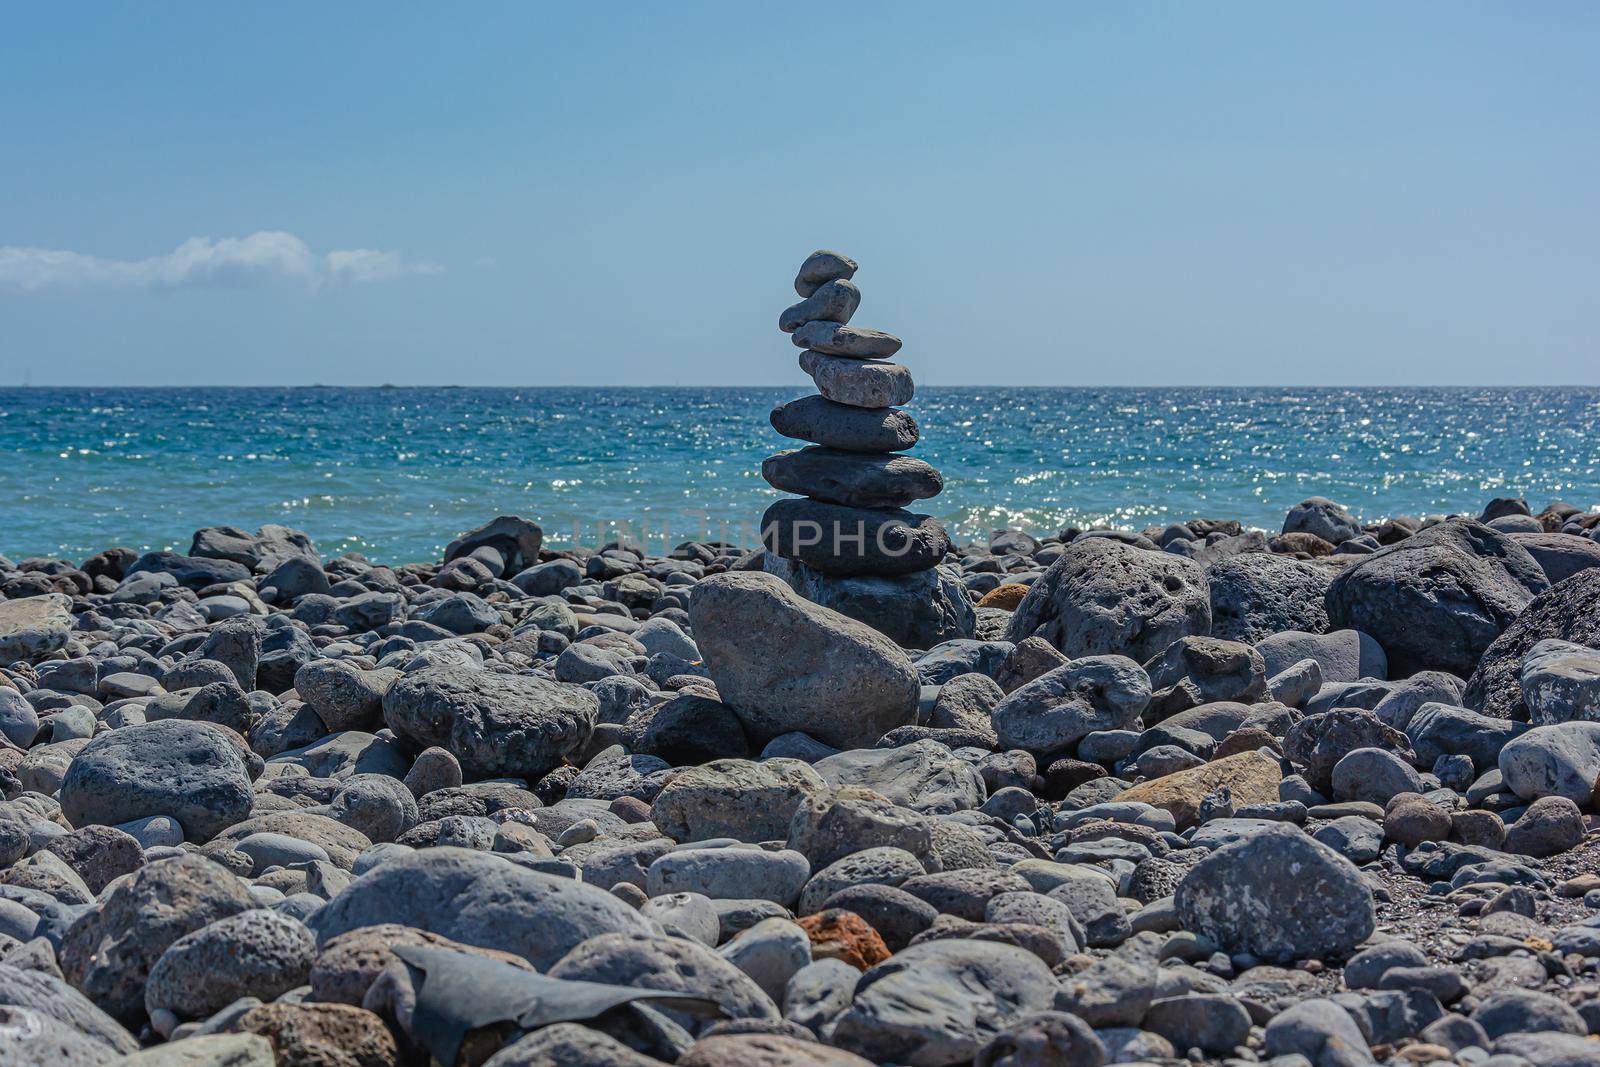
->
[[1325, 518, 1549, 675], [309, 847, 656, 969], [1255, 629, 1386, 684], [690, 572, 919, 748], [0, 593, 73, 662], [443, 515, 543, 574], [1511, 531, 1600, 584], [60, 854, 256, 1025], [1520, 639, 1600, 725], [830, 940, 1058, 1066], [1465, 569, 1600, 720], [190, 524, 317, 570], [1208, 552, 1333, 643], [1405, 702, 1526, 772], [764, 555, 974, 649], [60, 720, 253, 842], [1175, 825, 1375, 963], [989, 656, 1150, 756], [1497, 722, 1600, 803], [382, 665, 597, 780], [1005, 537, 1209, 661], [0, 963, 139, 1055]]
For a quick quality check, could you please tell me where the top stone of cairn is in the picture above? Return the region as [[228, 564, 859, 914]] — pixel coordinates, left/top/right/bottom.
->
[[794, 249, 859, 298]]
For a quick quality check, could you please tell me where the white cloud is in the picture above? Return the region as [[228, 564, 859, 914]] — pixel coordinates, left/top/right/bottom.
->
[[0, 231, 437, 292]]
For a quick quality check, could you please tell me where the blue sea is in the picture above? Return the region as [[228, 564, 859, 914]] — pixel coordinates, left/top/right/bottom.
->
[[2, 387, 1597, 565]]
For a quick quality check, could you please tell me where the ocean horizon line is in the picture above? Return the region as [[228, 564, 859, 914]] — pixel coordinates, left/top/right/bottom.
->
[[6, 382, 1598, 392]]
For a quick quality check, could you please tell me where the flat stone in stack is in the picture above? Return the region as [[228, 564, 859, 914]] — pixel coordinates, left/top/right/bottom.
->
[[759, 250, 971, 647]]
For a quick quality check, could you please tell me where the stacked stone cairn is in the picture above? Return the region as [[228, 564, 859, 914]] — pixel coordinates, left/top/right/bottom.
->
[[760, 251, 968, 646]]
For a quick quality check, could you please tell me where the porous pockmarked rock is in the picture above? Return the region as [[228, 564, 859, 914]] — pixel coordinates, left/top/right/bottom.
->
[[60, 854, 257, 1025], [1006, 537, 1210, 661], [690, 571, 918, 748], [1326, 518, 1549, 675], [59, 719, 254, 842], [1175, 824, 1375, 963]]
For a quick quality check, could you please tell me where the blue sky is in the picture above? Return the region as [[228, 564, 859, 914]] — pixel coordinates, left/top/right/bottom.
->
[[1, 2, 1596, 386]]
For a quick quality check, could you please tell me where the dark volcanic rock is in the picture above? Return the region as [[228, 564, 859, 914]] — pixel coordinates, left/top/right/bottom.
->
[[762, 447, 943, 509], [59, 719, 254, 842], [1005, 537, 1210, 661], [764, 555, 974, 648], [1207, 552, 1332, 643], [770, 395, 920, 453], [761, 499, 950, 577], [1326, 518, 1549, 676], [1464, 569, 1600, 720]]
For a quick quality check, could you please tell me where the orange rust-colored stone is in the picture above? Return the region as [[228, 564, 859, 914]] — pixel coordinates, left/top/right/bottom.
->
[[798, 909, 891, 971], [977, 583, 1030, 610]]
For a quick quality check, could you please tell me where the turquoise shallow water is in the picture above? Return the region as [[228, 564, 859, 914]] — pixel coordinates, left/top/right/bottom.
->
[[2, 386, 1597, 564]]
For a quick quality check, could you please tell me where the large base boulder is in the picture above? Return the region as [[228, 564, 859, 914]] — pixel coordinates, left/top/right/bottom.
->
[[690, 572, 919, 748], [760, 500, 950, 577]]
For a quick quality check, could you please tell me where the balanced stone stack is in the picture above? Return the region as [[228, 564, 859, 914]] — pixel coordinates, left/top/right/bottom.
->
[[761, 251, 970, 646]]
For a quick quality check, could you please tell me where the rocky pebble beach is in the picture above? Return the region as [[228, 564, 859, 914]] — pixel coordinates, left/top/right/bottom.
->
[[1, 280, 1600, 1066]]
